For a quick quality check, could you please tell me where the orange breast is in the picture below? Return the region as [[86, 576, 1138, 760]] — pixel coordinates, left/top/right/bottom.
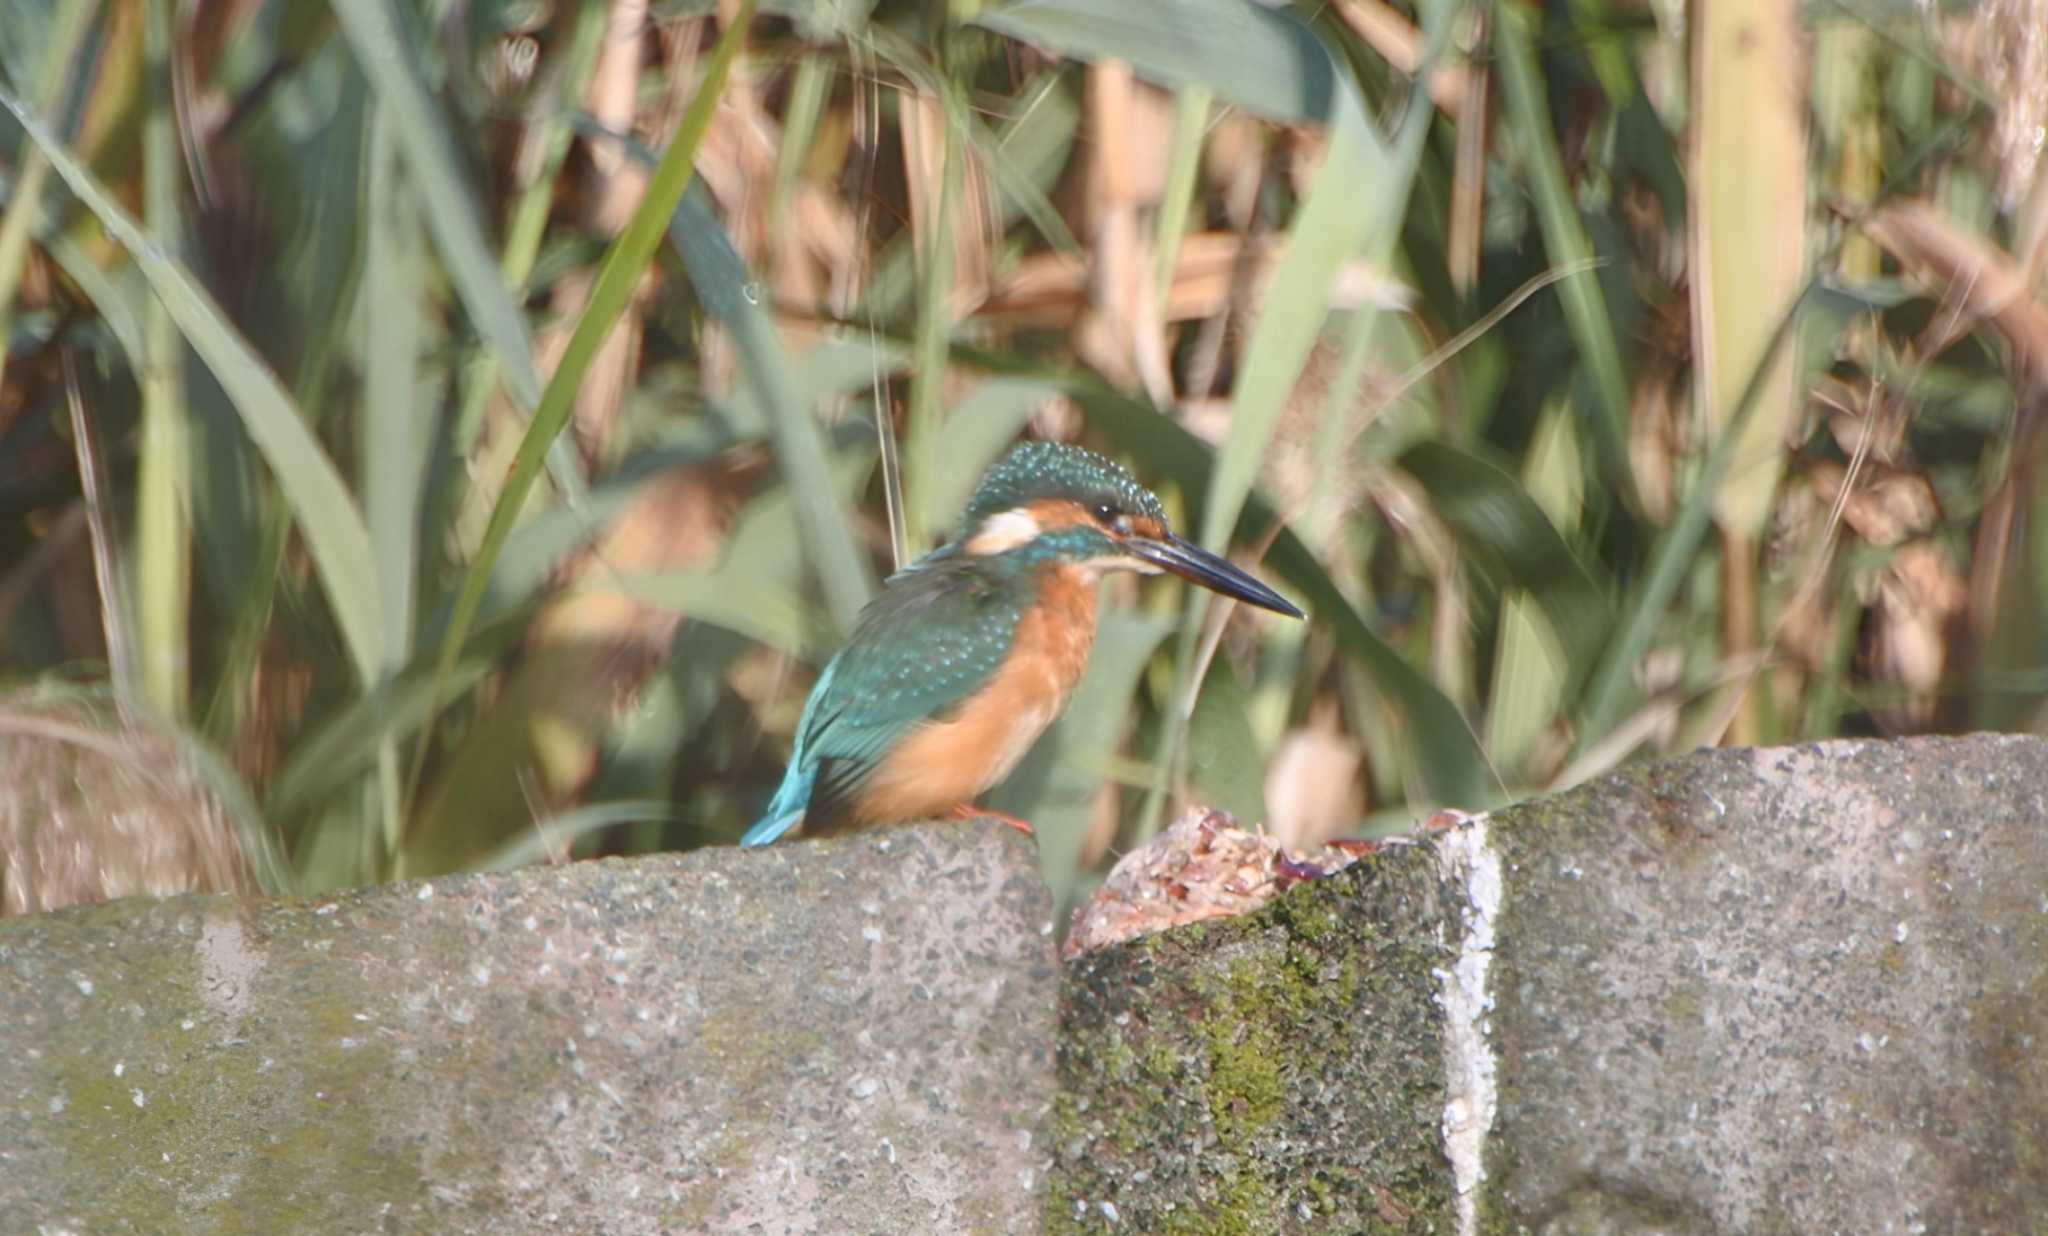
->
[[851, 564, 1099, 825]]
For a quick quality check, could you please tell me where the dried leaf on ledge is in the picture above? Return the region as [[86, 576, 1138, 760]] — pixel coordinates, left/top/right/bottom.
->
[[1062, 806, 1470, 959]]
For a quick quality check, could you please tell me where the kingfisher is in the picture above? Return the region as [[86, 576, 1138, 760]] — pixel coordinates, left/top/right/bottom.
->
[[741, 441, 1304, 846]]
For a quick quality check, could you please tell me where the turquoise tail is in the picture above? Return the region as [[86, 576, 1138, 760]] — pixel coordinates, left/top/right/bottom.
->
[[741, 761, 813, 847], [743, 654, 841, 847]]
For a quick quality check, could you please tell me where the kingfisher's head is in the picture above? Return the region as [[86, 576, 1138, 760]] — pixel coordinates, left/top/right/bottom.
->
[[953, 442, 1303, 618]]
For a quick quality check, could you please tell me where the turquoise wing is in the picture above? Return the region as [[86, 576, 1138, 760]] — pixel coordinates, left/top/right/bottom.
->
[[798, 556, 1027, 830], [747, 554, 1026, 841]]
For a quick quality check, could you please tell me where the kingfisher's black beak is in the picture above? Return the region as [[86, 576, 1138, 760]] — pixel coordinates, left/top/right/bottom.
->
[[1127, 533, 1305, 618]]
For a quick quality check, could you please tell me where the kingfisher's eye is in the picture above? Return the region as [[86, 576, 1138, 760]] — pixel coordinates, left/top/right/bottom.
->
[[1090, 501, 1119, 523]]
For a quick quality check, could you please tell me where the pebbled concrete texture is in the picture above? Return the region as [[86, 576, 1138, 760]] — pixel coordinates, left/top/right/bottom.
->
[[4, 735, 2047, 1235], [0, 822, 1058, 1236], [1484, 735, 2048, 1234]]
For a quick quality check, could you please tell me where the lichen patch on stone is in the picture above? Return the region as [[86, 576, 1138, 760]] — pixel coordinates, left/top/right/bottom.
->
[[1062, 807, 1396, 957], [1431, 809, 1499, 1236]]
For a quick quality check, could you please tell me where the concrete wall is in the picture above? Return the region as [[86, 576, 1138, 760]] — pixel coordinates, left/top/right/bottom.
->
[[5, 735, 2045, 1234]]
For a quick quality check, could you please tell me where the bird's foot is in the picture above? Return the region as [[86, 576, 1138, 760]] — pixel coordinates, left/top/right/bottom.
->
[[950, 802, 1035, 837]]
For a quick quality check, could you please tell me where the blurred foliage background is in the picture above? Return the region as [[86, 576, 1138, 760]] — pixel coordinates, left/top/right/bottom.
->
[[1, 0, 2044, 920]]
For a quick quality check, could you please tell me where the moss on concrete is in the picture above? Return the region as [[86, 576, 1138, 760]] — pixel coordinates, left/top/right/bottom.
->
[[1, 823, 1060, 1235], [17, 738, 2042, 1232], [1048, 845, 1455, 1234]]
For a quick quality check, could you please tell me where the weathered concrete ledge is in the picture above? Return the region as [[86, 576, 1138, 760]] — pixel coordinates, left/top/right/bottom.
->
[[1052, 828, 1455, 1233], [0, 825, 1058, 1235], [1049, 734, 2048, 1234], [1480, 735, 2048, 1233], [6, 735, 2048, 1234]]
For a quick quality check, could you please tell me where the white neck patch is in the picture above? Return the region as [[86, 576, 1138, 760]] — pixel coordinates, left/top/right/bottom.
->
[[965, 507, 1043, 556]]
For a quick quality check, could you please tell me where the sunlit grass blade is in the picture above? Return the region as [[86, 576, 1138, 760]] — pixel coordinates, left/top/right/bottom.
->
[[495, 2, 609, 291], [168, 715, 296, 897], [1196, 92, 1400, 556], [976, 0, 1336, 124], [1487, 591, 1563, 782], [445, 0, 607, 497], [1186, 1, 1449, 826], [667, 185, 875, 632], [855, 36, 1080, 322], [361, 106, 440, 862], [199, 499, 286, 748], [1300, 561, 1499, 809], [328, 0, 544, 413], [0, 0, 95, 395], [1574, 282, 1818, 753], [1494, 0, 1632, 491], [1185, 657, 1267, 823], [411, 1, 759, 821], [1151, 85, 1211, 305], [418, 479, 645, 646], [361, 110, 435, 674], [1, 86, 387, 686], [600, 568, 810, 657], [38, 231, 146, 367], [1694, 0, 1809, 741], [1397, 440, 1610, 696], [862, 26, 1079, 259], [904, 85, 965, 555], [265, 617, 522, 822], [135, 0, 190, 718], [292, 792, 376, 890], [1483, 398, 1583, 778], [710, 447, 877, 641], [587, 647, 722, 841], [965, 87, 1080, 254]]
